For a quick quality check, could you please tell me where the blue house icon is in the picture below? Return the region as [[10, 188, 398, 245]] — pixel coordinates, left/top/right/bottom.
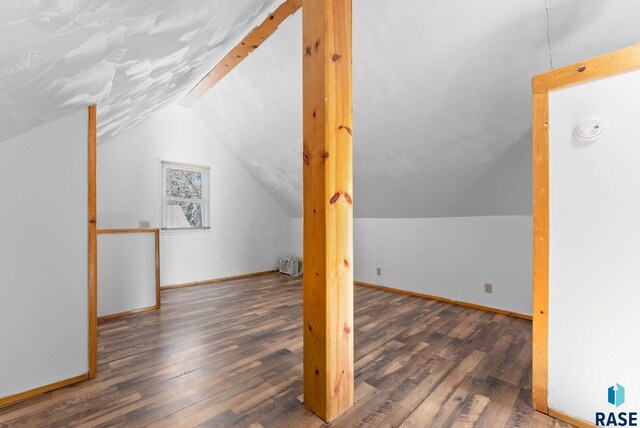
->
[[608, 384, 625, 407]]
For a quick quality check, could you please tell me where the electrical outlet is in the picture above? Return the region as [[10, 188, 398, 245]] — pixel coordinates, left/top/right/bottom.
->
[[376, 268, 382, 276], [484, 283, 493, 294]]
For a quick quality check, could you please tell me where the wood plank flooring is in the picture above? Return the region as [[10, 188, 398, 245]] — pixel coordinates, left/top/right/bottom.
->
[[0, 273, 572, 427]]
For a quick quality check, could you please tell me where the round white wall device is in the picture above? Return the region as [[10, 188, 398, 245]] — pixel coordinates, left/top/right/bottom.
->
[[574, 117, 606, 142]]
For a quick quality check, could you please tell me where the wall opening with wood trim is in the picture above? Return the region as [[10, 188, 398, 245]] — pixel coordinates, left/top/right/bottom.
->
[[533, 43, 640, 426]]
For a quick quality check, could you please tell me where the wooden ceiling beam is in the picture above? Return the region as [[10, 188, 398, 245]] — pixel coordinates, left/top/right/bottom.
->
[[181, 0, 301, 105]]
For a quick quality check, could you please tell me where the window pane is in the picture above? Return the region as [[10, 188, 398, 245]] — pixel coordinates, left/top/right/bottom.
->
[[166, 200, 202, 228], [167, 168, 202, 199]]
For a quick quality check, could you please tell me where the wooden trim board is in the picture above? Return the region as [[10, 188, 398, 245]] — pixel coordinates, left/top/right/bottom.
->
[[533, 42, 640, 94], [549, 410, 596, 428], [355, 281, 532, 321], [98, 305, 159, 322], [532, 91, 550, 413], [161, 270, 276, 290], [88, 104, 98, 380], [155, 230, 161, 309], [181, 0, 302, 104], [97, 228, 159, 234], [165, 274, 531, 321], [0, 374, 88, 409], [531, 42, 640, 416]]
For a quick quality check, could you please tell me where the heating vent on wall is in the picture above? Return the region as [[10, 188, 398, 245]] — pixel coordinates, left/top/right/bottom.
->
[[277, 258, 303, 277]]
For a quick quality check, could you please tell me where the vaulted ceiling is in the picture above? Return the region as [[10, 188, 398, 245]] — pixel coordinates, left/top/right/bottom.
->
[[0, 0, 281, 142], [189, 0, 640, 217], [2, 0, 640, 218]]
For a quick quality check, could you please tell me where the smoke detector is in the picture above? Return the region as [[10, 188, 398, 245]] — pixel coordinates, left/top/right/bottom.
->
[[574, 116, 606, 143]]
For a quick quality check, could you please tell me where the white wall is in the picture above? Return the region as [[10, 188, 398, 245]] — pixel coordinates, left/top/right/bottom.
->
[[191, 5, 537, 219], [98, 233, 157, 317], [292, 216, 532, 316], [98, 105, 291, 286], [548, 70, 640, 421], [0, 110, 88, 398]]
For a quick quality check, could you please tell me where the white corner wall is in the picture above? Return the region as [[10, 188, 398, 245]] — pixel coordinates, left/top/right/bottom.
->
[[292, 216, 532, 316], [98, 233, 157, 317], [0, 110, 88, 398], [98, 106, 291, 286], [548, 70, 640, 420]]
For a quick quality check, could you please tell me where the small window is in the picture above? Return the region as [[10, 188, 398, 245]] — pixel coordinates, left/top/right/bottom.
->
[[161, 162, 210, 230]]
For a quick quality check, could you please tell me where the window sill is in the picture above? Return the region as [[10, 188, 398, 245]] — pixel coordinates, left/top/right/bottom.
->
[[160, 227, 213, 242], [161, 227, 211, 231]]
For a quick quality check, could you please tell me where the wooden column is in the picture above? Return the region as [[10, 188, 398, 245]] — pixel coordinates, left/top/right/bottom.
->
[[88, 104, 98, 379], [302, 0, 354, 422], [532, 92, 549, 413]]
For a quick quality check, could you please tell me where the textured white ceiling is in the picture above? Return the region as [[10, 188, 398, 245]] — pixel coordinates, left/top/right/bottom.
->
[[0, 0, 281, 143], [3, 0, 640, 218], [190, 0, 640, 218]]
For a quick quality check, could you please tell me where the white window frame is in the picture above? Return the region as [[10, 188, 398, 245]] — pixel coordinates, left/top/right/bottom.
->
[[161, 161, 210, 230]]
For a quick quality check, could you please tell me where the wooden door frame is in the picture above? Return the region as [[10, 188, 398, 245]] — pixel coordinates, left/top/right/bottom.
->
[[532, 44, 640, 420]]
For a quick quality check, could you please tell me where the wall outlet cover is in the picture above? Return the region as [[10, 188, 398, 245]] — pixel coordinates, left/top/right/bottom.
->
[[376, 268, 382, 276], [484, 283, 493, 294]]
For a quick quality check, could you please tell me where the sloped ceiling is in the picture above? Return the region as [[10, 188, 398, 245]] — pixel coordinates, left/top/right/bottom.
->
[[0, 0, 281, 143], [190, 0, 640, 218], [2, 1, 640, 219]]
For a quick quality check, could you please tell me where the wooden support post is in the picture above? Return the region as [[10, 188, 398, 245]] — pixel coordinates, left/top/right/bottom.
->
[[155, 229, 161, 309], [302, 0, 354, 422], [532, 92, 549, 413], [88, 104, 98, 379]]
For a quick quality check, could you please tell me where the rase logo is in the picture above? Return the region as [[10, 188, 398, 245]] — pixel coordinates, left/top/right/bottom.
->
[[596, 383, 637, 427], [610, 384, 626, 408]]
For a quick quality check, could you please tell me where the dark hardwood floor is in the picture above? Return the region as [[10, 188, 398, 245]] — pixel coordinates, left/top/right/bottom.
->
[[0, 273, 572, 427]]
